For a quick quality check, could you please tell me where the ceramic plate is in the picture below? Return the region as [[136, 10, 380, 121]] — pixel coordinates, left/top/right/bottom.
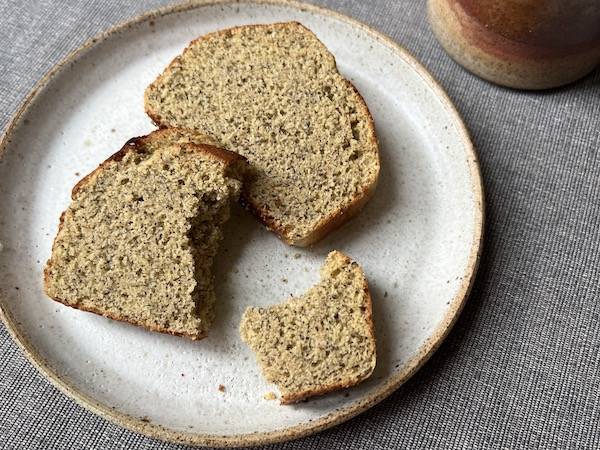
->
[[0, 0, 483, 446]]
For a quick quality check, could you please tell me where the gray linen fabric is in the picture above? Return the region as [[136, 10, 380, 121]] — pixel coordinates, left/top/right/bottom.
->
[[1, 0, 599, 448]]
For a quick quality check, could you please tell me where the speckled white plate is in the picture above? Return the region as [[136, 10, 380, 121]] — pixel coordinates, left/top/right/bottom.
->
[[0, 0, 483, 447]]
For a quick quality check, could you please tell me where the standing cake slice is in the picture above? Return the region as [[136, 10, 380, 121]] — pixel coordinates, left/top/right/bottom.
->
[[240, 251, 376, 403], [145, 22, 380, 246], [44, 129, 246, 339]]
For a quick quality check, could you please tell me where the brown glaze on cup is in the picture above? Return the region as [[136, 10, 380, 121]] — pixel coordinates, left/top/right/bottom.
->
[[428, 0, 600, 89]]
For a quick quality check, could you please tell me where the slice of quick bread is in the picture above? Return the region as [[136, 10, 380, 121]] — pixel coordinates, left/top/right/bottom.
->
[[240, 251, 376, 403], [145, 22, 380, 246], [44, 129, 246, 339]]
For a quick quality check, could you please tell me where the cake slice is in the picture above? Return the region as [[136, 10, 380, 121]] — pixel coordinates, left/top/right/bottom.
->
[[145, 22, 380, 246], [44, 129, 246, 339], [240, 251, 376, 403]]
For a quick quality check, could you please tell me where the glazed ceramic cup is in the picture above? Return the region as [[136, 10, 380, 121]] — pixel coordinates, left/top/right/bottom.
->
[[428, 0, 600, 89]]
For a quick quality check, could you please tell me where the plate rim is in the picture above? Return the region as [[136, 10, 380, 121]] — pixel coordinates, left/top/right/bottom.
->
[[0, 0, 485, 447]]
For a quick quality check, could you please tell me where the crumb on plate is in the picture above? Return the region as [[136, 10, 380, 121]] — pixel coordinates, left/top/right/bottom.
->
[[264, 392, 277, 401]]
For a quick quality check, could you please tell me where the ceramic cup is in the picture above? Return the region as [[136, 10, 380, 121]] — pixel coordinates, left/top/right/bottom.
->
[[428, 0, 600, 89]]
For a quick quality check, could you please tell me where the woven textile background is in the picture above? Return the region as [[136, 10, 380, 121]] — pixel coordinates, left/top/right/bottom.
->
[[1, 1, 599, 448]]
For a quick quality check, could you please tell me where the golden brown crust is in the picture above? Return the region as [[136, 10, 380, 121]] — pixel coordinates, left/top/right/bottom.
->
[[291, 182, 378, 247], [144, 23, 380, 247], [44, 129, 244, 340], [238, 191, 292, 241], [239, 173, 377, 247], [72, 128, 245, 198], [281, 374, 365, 404], [145, 109, 164, 130], [362, 280, 377, 354], [71, 137, 141, 198]]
